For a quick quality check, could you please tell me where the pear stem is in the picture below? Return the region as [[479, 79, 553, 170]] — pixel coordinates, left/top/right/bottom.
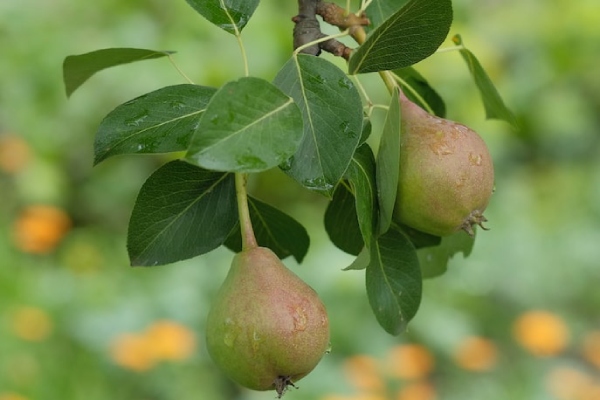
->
[[235, 173, 258, 250]]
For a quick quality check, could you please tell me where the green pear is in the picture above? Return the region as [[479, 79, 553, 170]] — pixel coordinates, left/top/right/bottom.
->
[[393, 91, 495, 236], [206, 246, 330, 397]]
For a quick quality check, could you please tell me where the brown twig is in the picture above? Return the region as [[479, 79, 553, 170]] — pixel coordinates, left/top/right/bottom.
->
[[292, 0, 370, 60]]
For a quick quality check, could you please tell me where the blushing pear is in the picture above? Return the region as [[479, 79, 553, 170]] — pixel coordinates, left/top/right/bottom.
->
[[393, 90, 494, 236], [206, 246, 330, 397]]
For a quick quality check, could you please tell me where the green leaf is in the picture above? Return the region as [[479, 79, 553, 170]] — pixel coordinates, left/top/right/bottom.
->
[[128, 160, 237, 266], [376, 88, 401, 235], [346, 144, 378, 249], [398, 223, 442, 249], [366, 227, 422, 335], [344, 247, 370, 271], [418, 230, 475, 278], [365, 0, 409, 31], [184, 0, 259, 34], [452, 35, 518, 128], [94, 84, 217, 164], [274, 54, 363, 197], [185, 77, 303, 173], [359, 117, 372, 145], [393, 67, 446, 117], [349, 0, 453, 74], [224, 196, 310, 263], [324, 183, 364, 256], [63, 48, 173, 97]]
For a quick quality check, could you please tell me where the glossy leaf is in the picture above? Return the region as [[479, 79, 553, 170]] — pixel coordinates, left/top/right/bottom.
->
[[224, 196, 310, 263], [366, 227, 422, 335], [324, 183, 363, 256], [344, 247, 370, 271], [349, 0, 453, 74], [128, 160, 237, 266], [419, 230, 475, 278], [365, 0, 409, 31], [393, 67, 446, 117], [274, 54, 363, 197], [63, 48, 173, 97], [453, 35, 518, 128], [94, 84, 217, 164], [346, 144, 378, 249], [184, 0, 259, 34], [186, 77, 303, 173], [376, 88, 401, 235]]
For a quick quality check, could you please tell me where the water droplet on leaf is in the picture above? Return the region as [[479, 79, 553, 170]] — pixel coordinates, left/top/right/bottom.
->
[[125, 111, 149, 127]]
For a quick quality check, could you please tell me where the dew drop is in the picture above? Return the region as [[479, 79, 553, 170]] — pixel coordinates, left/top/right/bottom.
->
[[337, 77, 352, 89], [309, 74, 326, 85], [223, 318, 236, 347], [236, 154, 268, 170], [469, 152, 483, 166], [125, 111, 149, 127], [169, 100, 186, 110], [279, 156, 294, 171]]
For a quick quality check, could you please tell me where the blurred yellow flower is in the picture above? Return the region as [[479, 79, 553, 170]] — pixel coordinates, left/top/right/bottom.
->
[[145, 320, 196, 361], [12, 205, 71, 254], [343, 355, 386, 393], [396, 381, 436, 400], [512, 310, 570, 356], [110, 333, 156, 372], [109, 320, 196, 372], [10, 306, 53, 342], [386, 344, 434, 380], [0, 393, 29, 400], [452, 336, 498, 372]]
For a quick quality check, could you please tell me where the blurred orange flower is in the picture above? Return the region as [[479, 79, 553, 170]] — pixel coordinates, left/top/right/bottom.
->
[[396, 381, 436, 400], [145, 320, 197, 361], [512, 310, 569, 356], [12, 205, 71, 254], [452, 336, 498, 372], [582, 331, 600, 369], [343, 355, 386, 392], [0, 134, 31, 174], [109, 320, 196, 372], [9, 306, 53, 342], [386, 344, 435, 380]]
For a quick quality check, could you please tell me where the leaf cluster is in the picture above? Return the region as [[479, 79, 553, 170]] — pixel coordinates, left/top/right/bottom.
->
[[63, 0, 516, 335]]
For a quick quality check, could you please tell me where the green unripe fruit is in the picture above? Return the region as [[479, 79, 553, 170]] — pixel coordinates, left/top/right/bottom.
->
[[206, 247, 330, 397], [393, 91, 494, 237]]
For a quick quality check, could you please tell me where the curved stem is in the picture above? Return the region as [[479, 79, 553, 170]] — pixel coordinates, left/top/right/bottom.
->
[[378, 70, 398, 94], [222, 0, 255, 250], [167, 54, 194, 84], [235, 173, 257, 250]]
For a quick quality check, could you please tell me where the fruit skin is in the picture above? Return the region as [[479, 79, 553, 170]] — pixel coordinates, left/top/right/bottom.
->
[[206, 246, 330, 396], [393, 91, 494, 237]]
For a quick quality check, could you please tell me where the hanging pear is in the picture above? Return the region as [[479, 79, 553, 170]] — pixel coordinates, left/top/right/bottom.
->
[[206, 246, 330, 397], [393, 90, 495, 237]]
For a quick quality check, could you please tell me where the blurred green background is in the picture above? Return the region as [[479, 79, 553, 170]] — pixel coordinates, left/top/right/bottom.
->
[[1, 1, 600, 399]]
